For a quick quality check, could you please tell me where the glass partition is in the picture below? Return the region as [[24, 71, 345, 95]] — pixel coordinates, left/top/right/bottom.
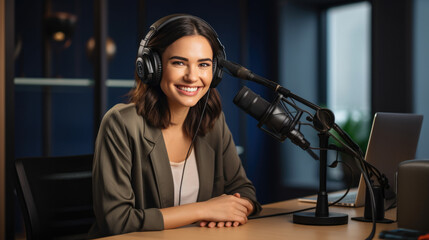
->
[[326, 1, 372, 185]]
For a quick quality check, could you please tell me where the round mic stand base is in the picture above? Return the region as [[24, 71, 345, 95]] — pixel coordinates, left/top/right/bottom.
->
[[293, 212, 348, 225], [292, 132, 348, 226]]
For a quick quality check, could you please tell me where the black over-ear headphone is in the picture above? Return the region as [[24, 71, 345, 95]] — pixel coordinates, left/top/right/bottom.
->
[[135, 14, 226, 88]]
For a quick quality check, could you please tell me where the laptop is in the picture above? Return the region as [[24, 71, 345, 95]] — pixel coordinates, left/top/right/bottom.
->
[[298, 112, 423, 207]]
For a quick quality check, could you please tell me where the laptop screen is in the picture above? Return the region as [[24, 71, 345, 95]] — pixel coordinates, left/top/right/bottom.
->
[[363, 112, 423, 191]]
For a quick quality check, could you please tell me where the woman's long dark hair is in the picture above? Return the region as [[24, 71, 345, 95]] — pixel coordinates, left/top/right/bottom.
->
[[129, 16, 222, 137]]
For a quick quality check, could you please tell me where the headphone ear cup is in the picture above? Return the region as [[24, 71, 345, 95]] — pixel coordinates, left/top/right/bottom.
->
[[210, 54, 224, 88], [150, 50, 162, 86], [136, 56, 145, 81], [136, 47, 153, 84], [137, 47, 162, 85]]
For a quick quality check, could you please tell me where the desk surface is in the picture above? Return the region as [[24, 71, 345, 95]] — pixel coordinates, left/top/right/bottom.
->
[[96, 198, 397, 240]]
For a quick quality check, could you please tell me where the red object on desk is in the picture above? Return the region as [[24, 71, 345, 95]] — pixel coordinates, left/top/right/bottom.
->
[[418, 234, 429, 240]]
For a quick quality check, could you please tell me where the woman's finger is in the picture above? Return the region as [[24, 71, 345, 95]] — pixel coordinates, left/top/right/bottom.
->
[[208, 221, 217, 228]]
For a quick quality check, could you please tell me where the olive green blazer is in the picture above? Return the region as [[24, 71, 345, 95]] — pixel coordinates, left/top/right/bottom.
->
[[89, 103, 261, 238]]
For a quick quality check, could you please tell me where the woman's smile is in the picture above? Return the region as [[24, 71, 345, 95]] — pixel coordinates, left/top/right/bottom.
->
[[176, 85, 202, 96]]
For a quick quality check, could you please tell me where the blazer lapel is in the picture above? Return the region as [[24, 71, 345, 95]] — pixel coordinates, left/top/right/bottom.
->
[[144, 124, 174, 208], [195, 137, 215, 202]]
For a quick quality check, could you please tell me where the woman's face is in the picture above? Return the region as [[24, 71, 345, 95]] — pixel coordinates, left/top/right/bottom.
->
[[160, 35, 213, 111]]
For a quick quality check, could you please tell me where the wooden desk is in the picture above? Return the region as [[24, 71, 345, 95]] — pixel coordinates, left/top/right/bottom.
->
[[96, 198, 397, 240]]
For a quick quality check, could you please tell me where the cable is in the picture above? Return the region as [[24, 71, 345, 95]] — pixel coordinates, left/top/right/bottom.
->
[[353, 155, 377, 240], [328, 129, 377, 240], [177, 89, 211, 206]]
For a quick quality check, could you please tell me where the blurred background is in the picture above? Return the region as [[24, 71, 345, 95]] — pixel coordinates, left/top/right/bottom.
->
[[2, 0, 429, 238]]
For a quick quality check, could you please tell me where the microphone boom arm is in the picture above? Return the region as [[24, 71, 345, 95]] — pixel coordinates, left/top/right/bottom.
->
[[220, 59, 321, 111]]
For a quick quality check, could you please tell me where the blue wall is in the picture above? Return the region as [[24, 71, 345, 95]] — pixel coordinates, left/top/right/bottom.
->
[[279, 2, 320, 188]]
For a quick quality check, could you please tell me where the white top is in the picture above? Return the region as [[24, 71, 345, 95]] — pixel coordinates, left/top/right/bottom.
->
[[170, 149, 199, 206]]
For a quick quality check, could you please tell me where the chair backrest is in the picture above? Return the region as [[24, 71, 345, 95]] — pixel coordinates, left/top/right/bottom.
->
[[15, 154, 94, 240]]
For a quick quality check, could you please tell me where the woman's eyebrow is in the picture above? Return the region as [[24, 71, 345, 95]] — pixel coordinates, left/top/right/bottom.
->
[[169, 56, 213, 62], [169, 56, 188, 61], [198, 58, 213, 62]]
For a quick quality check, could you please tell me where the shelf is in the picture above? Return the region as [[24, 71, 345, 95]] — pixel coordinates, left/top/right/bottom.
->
[[14, 78, 135, 88]]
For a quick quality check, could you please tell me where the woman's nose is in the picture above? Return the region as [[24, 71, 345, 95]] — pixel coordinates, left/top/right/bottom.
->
[[184, 65, 199, 82]]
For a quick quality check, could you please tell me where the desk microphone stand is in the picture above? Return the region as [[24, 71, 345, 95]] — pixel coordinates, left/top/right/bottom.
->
[[293, 132, 349, 225]]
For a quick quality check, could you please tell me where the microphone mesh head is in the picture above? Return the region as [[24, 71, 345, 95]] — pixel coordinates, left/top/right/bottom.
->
[[233, 86, 269, 120]]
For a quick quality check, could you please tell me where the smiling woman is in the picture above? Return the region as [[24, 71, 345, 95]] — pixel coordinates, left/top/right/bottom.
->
[[89, 14, 262, 238]]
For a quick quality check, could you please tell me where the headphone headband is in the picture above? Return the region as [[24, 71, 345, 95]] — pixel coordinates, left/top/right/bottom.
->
[[136, 14, 226, 88]]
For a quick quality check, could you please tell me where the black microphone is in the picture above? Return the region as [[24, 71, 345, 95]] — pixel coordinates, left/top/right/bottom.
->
[[219, 59, 279, 90], [233, 86, 310, 150]]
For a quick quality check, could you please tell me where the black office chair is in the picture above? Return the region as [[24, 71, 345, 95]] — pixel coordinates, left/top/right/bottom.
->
[[15, 154, 94, 240]]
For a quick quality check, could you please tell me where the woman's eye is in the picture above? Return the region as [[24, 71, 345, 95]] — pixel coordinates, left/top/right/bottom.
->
[[200, 62, 211, 67], [172, 61, 185, 66]]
